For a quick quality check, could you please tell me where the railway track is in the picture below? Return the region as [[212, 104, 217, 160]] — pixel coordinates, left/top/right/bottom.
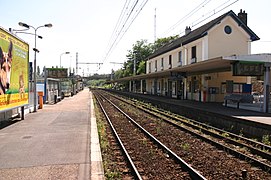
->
[[94, 91, 206, 179], [94, 90, 271, 179], [104, 90, 271, 167]]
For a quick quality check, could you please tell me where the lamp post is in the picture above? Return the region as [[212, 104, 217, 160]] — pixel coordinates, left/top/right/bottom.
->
[[19, 22, 52, 112], [60, 52, 70, 68]]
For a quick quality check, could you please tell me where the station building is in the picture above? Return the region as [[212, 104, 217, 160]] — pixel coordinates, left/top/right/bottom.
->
[[113, 9, 271, 112]]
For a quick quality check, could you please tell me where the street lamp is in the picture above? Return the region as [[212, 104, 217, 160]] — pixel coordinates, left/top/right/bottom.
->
[[19, 22, 52, 112], [16, 32, 43, 39], [60, 52, 70, 68]]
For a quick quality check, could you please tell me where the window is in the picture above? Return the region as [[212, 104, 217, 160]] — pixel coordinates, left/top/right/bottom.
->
[[161, 58, 164, 67], [155, 60, 157, 71], [178, 51, 182, 62], [233, 84, 242, 93], [221, 82, 243, 93], [169, 55, 172, 68], [191, 76, 199, 93], [224, 25, 232, 34], [178, 51, 182, 66], [148, 62, 151, 73], [172, 82, 176, 95], [191, 46, 197, 63]]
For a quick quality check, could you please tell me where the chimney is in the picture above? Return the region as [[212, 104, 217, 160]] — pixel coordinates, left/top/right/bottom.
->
[[238, 9, 247, 25], [185, 26, 191, 35]]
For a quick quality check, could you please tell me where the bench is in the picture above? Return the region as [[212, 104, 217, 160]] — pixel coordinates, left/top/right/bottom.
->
[[224, 94, 253, 108]]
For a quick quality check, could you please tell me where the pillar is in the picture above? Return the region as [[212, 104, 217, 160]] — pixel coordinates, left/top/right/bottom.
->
[[140, 80, 143, 93], [129, 81, 132, 92], [183, 78, 187, 99], [263, 63, 271, 113]]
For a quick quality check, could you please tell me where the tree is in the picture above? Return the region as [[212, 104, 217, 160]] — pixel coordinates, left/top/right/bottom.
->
[[113, 35, 180, 79], [153, 35, 179, 50], [124, 39, 153, 76], [114, 69, 124, 79], [137, 61, 145, 75]]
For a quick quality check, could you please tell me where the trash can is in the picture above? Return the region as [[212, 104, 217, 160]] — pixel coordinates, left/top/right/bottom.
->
[[38, 92, 44, 109]]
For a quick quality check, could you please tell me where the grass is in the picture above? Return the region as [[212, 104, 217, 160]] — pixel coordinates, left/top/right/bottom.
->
[[262, 135, 271, 146], [93, 98, 122, 179], [181, 143, 190, 151]]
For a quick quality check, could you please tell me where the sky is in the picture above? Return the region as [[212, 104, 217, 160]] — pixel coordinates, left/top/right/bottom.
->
[[1, 0, 271, 76]]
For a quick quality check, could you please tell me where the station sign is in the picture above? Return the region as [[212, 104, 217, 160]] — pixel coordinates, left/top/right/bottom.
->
[[232, 61, 264, 76]]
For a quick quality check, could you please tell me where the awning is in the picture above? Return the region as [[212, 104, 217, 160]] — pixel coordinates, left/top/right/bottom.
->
[[112, 54, 271, 82]]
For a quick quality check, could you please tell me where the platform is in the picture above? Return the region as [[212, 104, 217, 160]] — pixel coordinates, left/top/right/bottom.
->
[[111, 90, 271, 138], [0, 89, 104, 180]]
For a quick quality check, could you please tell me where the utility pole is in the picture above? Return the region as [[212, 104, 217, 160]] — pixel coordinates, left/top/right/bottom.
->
[[110, 62, 123, 80], [154, 8, 157, 42], [76, 52, 78, 75]]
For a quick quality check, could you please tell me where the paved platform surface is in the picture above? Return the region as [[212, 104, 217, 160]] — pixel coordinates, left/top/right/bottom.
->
[[0, 89, 104, 180]]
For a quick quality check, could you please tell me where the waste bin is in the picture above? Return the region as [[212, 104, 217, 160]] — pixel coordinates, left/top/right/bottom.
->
[[38, 92, 44, 109]]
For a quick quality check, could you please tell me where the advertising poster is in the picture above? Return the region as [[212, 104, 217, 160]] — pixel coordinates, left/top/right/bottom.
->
[[0, 27, 29, 111]]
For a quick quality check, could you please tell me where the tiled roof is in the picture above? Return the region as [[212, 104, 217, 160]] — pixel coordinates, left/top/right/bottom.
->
[[148, 10, 260, 59]]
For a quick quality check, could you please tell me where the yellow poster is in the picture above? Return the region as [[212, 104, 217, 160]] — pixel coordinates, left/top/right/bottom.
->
[[0, 27, 29, 111]]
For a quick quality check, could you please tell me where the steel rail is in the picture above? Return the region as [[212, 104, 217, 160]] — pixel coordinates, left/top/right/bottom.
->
[[136, 103, 271, 162], [139, 100, 271, 152], [105, 90, 271, 161], [100, 90, 271, 172], [94, 92, 143, 180], [97, 91, 207, 180]]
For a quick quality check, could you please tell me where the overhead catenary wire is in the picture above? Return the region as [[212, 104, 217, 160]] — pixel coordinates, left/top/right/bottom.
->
[[190, 0, 239, 28], [162, 0, 214, 37], [162, 0, 239, 38], [101, 0, 239, 73], [106, 0, 130, 54], [190, 0, 232, 27], [102, 0, 140, 63], [169, 0, 239, 37], [104, 0, 132, 62], [100, 0, 148, 72], [113, 0, 148, 52]]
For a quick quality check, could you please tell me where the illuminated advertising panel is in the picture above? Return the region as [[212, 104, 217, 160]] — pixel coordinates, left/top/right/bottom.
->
[[0, 27, 29, 111]]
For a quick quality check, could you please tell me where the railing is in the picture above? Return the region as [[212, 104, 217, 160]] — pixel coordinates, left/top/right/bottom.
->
[[191, 57, 197, 64]]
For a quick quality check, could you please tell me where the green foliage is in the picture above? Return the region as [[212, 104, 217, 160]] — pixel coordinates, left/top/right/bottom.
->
[[153, 35, 179, 50], [262, 135, 271, 145], [123, 39, 153, 77], [87, 79, 107, 87], [181, 143, 190, 151], [105, 171, 121, 179], [137, 61, 146, 75], [112, 35, 179, 80], [114, 69, 124, 79], [221, 132, 229, 138]]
